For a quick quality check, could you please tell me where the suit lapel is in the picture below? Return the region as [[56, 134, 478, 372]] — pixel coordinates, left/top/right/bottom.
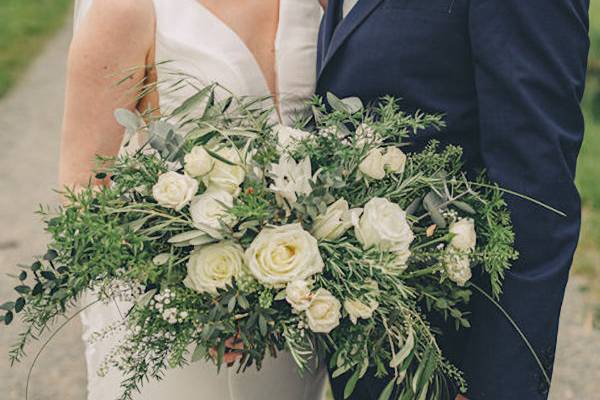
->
[[317, 0, 341, 73], [319, 0, 384, 78]]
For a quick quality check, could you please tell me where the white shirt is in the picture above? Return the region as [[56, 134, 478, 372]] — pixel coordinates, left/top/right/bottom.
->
[[343, 0, 359, 18]]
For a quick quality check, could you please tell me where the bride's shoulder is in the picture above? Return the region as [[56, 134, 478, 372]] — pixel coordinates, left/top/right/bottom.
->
[[85, 0, 155, 34], [75, 0, 155, 50]]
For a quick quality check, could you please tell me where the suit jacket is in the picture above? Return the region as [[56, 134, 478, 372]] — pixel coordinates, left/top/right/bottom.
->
[[317, 1, 589, 399]]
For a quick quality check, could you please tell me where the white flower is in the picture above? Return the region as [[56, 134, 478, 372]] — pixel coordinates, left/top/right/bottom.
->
[[445, 250, 472, 286], [355, 198, 415, 253], [276, 124, 310, 149], [152, 171, 198, 211], [269, 156, 313, 205], [344, 299, 379, 325], [394, 249, 412, 271], [355, 123, 377, 147], [449, 218, 477, 251], [245, 224, 324, 287], [189, 189, 234, 238], [203, 147, 246, 194], [312, 199, 363, 241], [382, 147, 407, 174], [359, 148, 386, 180], [285, 280, 313, 312], [183, 241, 245, 294], [184, 146, 214, 177], [306, 288, 342, 333]]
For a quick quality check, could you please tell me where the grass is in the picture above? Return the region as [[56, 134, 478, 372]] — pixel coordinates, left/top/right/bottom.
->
[[0, 0, 73, 98], [572, 1, 600, 317]]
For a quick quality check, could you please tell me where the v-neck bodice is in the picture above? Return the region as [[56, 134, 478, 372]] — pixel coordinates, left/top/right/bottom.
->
[[152, 0, 323, 124]]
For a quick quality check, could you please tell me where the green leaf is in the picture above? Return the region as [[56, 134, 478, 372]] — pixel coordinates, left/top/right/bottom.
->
[[273, 290, 287, 301], [31, 261, 41, 272], [238, 295, 250, 310], [228, 296, 237, 313], [136, 289, 157, 308], [258, 314, 268, 337], [377, 379, 396, 400], [4, 311, 14, 325], [43, 249, 58, 261], [344, 367, 361, 399], [18, 271, 27, 281], [205, 148, 237, 166], [0, 302, 15, 311], [390, 328, 414, 369], [191, 344, 208, 362], [14, 285, 30, 294], [452, 200, 477, 214], [41, 271, 56, 281], [172, 85, 214, 116], [14, 298, 25, 313], [168, 230, 207, 244], [152, 253, 171, 266], [342, 97, 364, 114], [327, 92, 349, 113]]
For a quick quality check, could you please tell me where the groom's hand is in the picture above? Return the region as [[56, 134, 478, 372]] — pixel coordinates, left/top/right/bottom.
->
[[210, 335, 244, 366]]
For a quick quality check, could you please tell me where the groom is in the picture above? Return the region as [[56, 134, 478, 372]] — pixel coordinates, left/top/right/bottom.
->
[[317, 0, 590, 399]]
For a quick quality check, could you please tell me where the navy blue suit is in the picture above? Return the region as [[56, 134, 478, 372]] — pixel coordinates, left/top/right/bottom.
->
[[317, 1, 589, 399]]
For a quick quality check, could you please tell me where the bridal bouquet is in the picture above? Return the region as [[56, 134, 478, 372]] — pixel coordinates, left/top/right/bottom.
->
[[2, 86, 519, 400]]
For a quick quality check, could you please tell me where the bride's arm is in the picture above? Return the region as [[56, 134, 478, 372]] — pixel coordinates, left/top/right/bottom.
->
[[59, 0, 155, 189]]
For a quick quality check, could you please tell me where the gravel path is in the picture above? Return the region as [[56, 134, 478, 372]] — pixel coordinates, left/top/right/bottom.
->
[[0, 23, 598, 400]]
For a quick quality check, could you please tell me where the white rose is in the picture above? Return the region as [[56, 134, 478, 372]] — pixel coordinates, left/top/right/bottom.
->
[[203, 147, 246, 194], [276, 124, 310, 149], [312, 199, 363, 241], [344, 299, 379, 325], [269, 156, 313, 205], [382, 147, 407, 174], [445, 250, 472, 286], [285, 280, 313, 312], [184, 146, 214, 177], [449, 218, 477, 251], [189, 189, 234, 238], [359, 148, 386, 180], [306, 288, 342, 333], [245, 224, 324, 287], [152, 171, 198, 211], [355, 198, 415, 253], [184, 241, 244, 294]]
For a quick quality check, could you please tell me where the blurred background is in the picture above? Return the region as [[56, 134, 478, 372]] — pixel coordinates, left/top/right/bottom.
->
[[0, 1, 599, 399]]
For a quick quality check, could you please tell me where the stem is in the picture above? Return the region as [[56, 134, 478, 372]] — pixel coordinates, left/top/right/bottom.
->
[[411, 234, 452, 251], [25, 300, 100, 400], [469, 182, 566, 217], [467, 282, 551, 386]]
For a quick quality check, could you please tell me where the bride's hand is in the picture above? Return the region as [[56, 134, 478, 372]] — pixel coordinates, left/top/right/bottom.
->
[[210, 336, 244, 366], [456, 395, 469, 400]]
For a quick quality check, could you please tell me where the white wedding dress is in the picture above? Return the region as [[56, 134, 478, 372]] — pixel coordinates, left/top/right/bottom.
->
[[74, 1, 326, 399]]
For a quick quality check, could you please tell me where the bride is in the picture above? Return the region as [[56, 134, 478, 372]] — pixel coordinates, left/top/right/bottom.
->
[[61, 1, 326, 399]]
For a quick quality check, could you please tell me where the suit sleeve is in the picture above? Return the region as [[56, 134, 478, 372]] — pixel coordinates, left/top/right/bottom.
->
[[463, 0, 589, 399]]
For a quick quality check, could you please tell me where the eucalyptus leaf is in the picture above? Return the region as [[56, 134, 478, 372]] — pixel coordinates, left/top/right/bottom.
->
[[168, 230, 207, 244], [136, 289, 157, 308], [452, 200, 476, 214], [114, 108, 141, 133], [327, 92, 349, 113], [152, 253, 170, 266], [341, 96, 364, 114]]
